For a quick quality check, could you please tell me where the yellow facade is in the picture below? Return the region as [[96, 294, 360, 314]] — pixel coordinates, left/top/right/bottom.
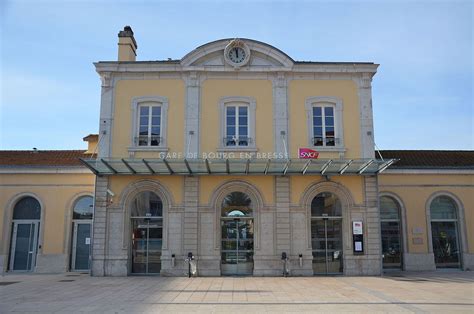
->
[[379, 173, 474, 253], [201, 79, 274, 154], [0, 172, 94, 271], [112, 79, 185, 158], [289, 80, 361, 158], [1, 29, 472, 275]]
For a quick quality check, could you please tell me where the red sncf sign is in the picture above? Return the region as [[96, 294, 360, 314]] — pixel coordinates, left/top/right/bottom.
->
[[298, 148, 319, 159]]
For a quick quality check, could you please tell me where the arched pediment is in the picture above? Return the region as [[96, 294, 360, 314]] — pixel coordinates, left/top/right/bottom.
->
[[181, 38, 294, 69]]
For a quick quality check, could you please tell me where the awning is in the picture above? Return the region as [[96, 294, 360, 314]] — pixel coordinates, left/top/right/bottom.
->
[[80, 158, 397, 176]]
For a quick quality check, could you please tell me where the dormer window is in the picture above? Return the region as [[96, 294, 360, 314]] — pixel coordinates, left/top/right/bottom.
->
[[305, 97, 344, 151]]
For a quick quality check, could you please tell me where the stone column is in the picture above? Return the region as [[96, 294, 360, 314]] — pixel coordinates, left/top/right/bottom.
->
[[273, 72, 289, 157], [91, 176, 108, 276], [97, 72, 114, 158], [276, 176, 290, 257], [184, 72, 200, 158], [358, 73, 375, 159], [183, 176, 199, 263], [364, 175, 383, 275], [344, 175, 382, 276]]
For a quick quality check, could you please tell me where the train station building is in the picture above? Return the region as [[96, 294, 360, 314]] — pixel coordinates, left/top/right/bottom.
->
[[1, 27, 472, 276]]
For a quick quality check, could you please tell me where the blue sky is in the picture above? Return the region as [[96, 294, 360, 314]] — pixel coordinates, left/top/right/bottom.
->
[[1, 0, 472, 150]]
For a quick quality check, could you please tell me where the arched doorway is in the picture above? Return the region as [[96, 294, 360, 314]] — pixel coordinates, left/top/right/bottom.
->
[[130, 191, 163, 274], [380, 196, 403, 269], [430, 195, 461, 268], [311, 192, 343, 275], [9, 196, 41, 271], [70, 196, 93, 271], [221, 191, 254, 275]]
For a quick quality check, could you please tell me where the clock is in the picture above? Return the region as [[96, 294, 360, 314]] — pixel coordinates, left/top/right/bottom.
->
[[224, 39, 250, 67], [228, 47, 246, 64]]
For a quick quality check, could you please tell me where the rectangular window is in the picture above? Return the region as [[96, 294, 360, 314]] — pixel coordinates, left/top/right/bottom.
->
[[312, 106, 335, 147], [225, 105, 248, 146], [138, 105, 161, 146]]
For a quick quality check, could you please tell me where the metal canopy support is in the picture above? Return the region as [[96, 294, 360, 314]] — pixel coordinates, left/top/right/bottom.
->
[[377, 159, 396, 173], [302, 159, 312, 175], [121, 159, 136, 174], [283, 160, 291, 175], [358, 159, 374, 174], [339, 159, 353, 174], [320, 160, 333, 175], [142, 159, 155, 174], [101, 159, 118, 174], [264, 159, 271, 174], [163, 159, 174, 174], [80, 158, 396, 176], [183, 159, 192, 175], [205, 159, 211, 174], [79, 158, 99, 175]]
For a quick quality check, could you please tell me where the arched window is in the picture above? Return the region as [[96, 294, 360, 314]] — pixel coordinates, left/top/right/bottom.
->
[[13, 197, 41, 220], [380, 196, 402, 269], [430, 195, 461, 268], [430, 196, 457, 220], [73, 196, 94, 220], [10, 196, 41, 271], [311, 192, 342, 217], [131, 191, 163, 217], [221, 192, 253, 217]]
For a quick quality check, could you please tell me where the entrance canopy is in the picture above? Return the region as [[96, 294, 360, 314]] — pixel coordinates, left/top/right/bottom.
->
[[80, 158, 396, 176]]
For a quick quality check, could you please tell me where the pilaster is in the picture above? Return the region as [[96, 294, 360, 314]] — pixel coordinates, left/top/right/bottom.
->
[[91, 176, 108, 276], [357, 73, 375, 159], [98, 72, 114, 158], [184, 72, 200, 158], [183, 176, 199, 259], [275, 176, 290, 255], [272, 72, 289, 157]]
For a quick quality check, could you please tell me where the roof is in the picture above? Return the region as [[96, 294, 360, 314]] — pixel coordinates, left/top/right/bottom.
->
[[83, 134, 99, 141], [0, 150, 93, 167], [379, 150, 474, 169]]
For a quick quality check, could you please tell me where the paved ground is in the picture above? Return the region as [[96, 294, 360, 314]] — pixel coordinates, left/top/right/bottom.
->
[[0, 271, 473, 313]]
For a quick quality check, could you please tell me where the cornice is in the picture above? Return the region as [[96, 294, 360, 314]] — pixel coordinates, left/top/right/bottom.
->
[[94, 62, 378, 75]]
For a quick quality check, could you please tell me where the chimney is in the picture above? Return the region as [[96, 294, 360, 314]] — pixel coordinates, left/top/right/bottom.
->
[[118, 26, 137, 61]]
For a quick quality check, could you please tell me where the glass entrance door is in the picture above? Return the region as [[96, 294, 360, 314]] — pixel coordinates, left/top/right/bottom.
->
[[72, 222, 91, 271], [131, 219, 162, 274], [431, 221, 460, 268], [9, 221, 39, 271], [221, 218, 254, 275], [311, 218, 343, 275]]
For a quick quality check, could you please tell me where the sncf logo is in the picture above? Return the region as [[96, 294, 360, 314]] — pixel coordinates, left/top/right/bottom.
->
[[298, 148, 319, 159]]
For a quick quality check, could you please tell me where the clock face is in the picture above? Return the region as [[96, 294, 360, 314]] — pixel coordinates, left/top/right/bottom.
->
[[228, 47, 246, 64]]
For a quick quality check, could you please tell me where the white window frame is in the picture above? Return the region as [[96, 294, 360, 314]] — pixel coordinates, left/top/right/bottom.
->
[[218, 96, 256, 151], [129, 96, 169, 152], [305, 96, 344, 151]]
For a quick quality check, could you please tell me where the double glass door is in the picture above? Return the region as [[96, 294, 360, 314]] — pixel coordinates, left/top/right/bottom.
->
[[431, 221, 460, 268], [311, 218, 343, 275], [9, 221, 39, 271], [381, 221, 402, 268], [221, 218, 254, 275], [131, 218, 163, 274], [71, 222, 91, 271]]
